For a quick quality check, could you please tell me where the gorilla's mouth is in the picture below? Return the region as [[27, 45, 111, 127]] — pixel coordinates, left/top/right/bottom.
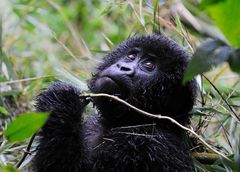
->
[[102, 76, 118, 84], [94, 76, 122, 95]]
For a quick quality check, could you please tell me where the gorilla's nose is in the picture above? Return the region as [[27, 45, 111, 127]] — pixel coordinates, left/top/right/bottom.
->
[[116, 62, 135, 76]]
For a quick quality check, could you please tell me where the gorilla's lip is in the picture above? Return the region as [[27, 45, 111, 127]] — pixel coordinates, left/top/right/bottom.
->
[[99, 75, 131, 95], [101, 75, 118, 85]]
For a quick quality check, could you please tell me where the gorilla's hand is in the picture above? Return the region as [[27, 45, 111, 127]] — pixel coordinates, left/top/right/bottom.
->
[[35, 82, 90, 113], [35, 82, 90, 132]]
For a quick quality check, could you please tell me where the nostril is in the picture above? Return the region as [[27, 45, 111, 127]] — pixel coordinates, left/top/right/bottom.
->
[[120, 66, 131, 71], [116, 63, 131, 71]]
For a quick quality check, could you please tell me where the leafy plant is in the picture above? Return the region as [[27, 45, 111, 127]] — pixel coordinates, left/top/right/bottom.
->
[[4, 112, 48, 142], [184, 0, 240, 82]]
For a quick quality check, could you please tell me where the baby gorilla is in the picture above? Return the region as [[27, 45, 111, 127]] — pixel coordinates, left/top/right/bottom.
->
[[33, 34, 197, 172]]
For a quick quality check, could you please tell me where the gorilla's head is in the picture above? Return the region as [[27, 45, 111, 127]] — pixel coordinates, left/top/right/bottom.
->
[[89, 34, 197, 124]]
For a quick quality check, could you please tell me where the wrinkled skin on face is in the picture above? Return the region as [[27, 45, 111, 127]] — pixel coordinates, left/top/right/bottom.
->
[[89, 34, 197, 125]]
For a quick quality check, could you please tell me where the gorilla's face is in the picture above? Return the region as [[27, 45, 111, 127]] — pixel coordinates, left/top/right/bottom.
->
[[93, 47, 159, 99], [89, 34, 196, 122]]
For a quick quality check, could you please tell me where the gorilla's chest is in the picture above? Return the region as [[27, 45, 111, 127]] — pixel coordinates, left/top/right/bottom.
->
[[89, 129, 193, 172]]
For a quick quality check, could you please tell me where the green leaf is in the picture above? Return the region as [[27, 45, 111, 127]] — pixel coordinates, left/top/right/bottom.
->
[[193, 107, 226, 116], [0, 164, 18, 172], [0, 106, 9, 118], [100, 5, 112, 16], [183, 39, 231, 83], [0, 90, 21, 96], [4, 112, 48, 142], [206, 0, 240, 46], [199, 0, 226, 10], [228, 48, 240, 73]]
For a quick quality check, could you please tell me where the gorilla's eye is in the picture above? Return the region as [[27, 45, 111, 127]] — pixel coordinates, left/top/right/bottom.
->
[[127, 54, 137, 60], [143, 61, 155, 71]]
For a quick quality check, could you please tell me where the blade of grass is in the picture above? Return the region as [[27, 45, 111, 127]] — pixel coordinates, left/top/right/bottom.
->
[[153, 0, 159, 33], [127, 0, 146, 32], [47, 0, 92, 59], [0, 14, 2, 54]]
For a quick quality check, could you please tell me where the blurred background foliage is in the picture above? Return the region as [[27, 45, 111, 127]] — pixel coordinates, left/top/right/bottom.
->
[[0, 0, 239, 171]]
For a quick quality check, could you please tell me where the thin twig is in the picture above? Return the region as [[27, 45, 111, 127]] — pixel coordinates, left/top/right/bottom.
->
[[80, 93, 230, 161], [118, 131, 157, 137], [0, 75, 53, 85], [202, 74, 240, 122], [52, 35, 83, 65], [16, 133, 37, 168], [117, 123, 156, 129]]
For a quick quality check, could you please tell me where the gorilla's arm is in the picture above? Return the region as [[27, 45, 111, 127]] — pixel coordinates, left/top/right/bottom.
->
[[33, 82, 90, 172]]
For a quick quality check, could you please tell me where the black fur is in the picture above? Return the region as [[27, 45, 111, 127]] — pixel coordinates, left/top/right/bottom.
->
[[33, 34, 197, 172]]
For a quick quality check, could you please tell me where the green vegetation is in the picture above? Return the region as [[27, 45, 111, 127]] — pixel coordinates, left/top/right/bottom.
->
[[0, 0, 239, 171]]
